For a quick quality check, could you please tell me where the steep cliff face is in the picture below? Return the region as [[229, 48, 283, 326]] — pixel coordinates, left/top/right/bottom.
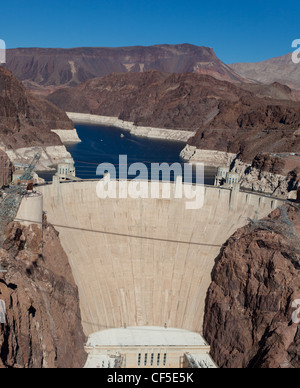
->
[[0, 150, 12, 187], [5, 44, 246, 92], [0, 217, 87, 368], [0, 66, 74, 150], [203, 205, 300, 368], [189, 97, 300, 163]]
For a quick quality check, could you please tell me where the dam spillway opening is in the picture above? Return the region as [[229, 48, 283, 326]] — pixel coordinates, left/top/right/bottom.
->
[[37, 179, 280, 367]]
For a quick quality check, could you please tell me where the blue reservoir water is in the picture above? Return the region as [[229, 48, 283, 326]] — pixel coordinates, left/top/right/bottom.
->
[[42, 124, 216, 184]]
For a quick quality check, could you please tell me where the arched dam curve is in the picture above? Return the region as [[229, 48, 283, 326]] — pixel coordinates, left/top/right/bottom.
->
[[39, 181, 280, 336]]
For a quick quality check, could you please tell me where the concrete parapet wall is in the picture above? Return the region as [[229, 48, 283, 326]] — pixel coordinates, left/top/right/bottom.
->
[[15, 192, 43, 227], [39, 181, 282, 336]]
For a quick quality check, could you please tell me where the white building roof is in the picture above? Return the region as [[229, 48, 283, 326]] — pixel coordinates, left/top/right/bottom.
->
[[84, 354, 118, 369], [86, 326, 208, 347]]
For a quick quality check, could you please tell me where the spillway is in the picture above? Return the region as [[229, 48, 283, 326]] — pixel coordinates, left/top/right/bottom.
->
[[39, 181, 279, 336]]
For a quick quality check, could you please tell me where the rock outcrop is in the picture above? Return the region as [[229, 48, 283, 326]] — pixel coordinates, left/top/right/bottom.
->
[[0, 216, 87, 368], [189, 98, 300, 163], [0, 150, 13, 187], [203, 205, 300, 368], [231, 154, 300, 198], [0, 66, 74, 150]]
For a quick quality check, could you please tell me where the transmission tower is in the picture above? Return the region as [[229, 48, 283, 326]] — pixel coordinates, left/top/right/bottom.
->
[[0, 154, 41, 247]]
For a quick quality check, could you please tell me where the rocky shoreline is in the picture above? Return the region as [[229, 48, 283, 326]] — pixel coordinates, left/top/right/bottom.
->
[[1, 145, 73, 172], [0, 129, 80, 173], [66, 112, 196, 142], [51, 128, 82, 144], [2, 108, 295, 199], [180, 144, 237, 167]]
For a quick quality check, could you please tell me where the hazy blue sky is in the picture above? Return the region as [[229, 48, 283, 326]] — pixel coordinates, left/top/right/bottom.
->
[[1, 0, 299, 63]]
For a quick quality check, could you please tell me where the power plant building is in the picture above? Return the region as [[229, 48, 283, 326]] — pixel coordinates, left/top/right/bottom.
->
[[84, 327, 217, 368]]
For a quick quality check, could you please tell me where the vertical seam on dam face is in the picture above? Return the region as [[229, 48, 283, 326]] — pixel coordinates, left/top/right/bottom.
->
[[39, 182, 278, 336]]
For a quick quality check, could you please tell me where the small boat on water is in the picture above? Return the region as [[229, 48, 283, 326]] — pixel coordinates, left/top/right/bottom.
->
[[120, 134, 125, 138]]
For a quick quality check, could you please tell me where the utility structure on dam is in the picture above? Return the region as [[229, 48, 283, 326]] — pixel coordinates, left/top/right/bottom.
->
[[0, 154, 43, 273], [0, 154, 42, 243], [35, 176, 282, 367]]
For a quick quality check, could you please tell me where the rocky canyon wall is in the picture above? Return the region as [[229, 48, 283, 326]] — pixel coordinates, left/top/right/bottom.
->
[[0, 217, 87, 368], [203, 205, 300, 368]]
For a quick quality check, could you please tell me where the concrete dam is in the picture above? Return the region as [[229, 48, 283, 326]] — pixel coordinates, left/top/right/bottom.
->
[[36, 180, 279, 338]]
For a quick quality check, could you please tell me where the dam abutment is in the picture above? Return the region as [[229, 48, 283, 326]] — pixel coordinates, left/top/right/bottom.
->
[[15, 191, 43, 228]]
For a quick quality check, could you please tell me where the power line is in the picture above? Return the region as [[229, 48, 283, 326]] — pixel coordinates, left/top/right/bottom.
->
[[14, 217, 222, 248], [73, 159, 205, 166]]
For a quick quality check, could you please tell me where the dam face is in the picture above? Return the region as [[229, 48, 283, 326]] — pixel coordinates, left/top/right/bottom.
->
[[39, 181, 279, 336]]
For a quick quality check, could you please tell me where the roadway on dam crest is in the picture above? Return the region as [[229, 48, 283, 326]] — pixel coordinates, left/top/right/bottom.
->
[[38, 180, 281, 336]]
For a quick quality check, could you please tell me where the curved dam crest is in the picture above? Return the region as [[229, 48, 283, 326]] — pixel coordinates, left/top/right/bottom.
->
[[38, 181, 280, 336]]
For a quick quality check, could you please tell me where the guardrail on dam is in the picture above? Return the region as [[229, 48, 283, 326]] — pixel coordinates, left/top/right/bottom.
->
[[38, 180, 281, 336]]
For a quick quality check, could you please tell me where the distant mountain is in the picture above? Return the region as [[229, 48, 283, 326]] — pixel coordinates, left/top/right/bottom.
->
[[0, 66, 73, 149], [230, 53, 300, 94], [4, 44, 246, 93], [237, 82, 299, 101], [47, 70, 300, 162]]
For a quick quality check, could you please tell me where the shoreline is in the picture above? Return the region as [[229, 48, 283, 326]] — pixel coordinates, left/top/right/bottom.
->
[[51, 128, 82, 144], [66, 112, 238, 169], [0, 128, 81, 174], [1, 145, 73, 172], [66, 112, 196, 143], [180, 144, 237, 167]]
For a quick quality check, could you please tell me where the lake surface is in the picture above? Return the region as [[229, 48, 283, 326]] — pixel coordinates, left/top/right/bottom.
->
[[42, 124, 216, 184]]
